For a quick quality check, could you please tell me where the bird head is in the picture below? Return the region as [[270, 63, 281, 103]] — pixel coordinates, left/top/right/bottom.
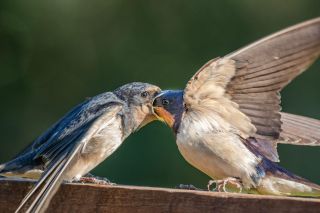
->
[[152, 90, 184, 131], [114, 82, 161, 130]]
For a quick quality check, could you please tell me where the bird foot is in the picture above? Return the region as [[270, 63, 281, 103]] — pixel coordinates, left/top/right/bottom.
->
[[175, 184, 204, 191], [207, 177, 242, 193], [73, 175, 115, 185]]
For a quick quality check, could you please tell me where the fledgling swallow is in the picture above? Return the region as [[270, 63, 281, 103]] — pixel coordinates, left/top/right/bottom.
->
[[153, 17, 320, 197], [0, 82, 161, 212]]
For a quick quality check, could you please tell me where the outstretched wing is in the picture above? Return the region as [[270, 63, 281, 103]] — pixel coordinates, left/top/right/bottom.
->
[[16, 92, 123, 213], [184, 18, 320, 162], [225, 17, 320, 140]]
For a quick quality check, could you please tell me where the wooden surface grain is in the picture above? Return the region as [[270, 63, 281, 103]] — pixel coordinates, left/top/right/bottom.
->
[[0, 178, 319, 213]]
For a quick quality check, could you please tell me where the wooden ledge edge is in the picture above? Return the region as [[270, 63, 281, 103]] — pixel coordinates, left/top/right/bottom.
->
[[0, 178, 319, 213]]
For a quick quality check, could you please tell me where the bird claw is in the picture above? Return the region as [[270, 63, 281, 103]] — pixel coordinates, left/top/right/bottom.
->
[[73, 175, 115, 185], [175, 184, 204, 191], [207, 177, 242, 193]]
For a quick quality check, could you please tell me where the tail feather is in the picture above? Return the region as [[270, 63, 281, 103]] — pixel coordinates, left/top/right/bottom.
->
[[258, 174, 320, 197], [16, 141, 84, 213], [280, 112, 320, 146], [257, 159, 320, 197]]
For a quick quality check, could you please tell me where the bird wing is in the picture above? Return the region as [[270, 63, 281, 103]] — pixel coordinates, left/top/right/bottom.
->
[[225, 17, 320, 140], [183, 18, 320, 162], [11, 101, 88, 160], [15, 93, 123, 213]]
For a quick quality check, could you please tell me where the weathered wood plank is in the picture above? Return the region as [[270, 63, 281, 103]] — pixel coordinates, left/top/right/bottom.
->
[[0, 178, 319, 213]]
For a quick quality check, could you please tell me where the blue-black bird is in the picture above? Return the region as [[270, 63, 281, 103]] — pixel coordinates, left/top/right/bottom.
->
[[0, 82, 161, 212], [153, 18, 320, 196]]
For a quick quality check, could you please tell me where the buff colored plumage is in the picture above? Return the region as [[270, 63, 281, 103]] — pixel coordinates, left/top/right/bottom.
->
[[153, 17, 320, 197]]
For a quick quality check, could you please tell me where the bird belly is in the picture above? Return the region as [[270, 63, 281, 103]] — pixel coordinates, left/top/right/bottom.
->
[[177, 139, 231, 180], [65, 117, 123, 180], [176, 123, 261, 188]]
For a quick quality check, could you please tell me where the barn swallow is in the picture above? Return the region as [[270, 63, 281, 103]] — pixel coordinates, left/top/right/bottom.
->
[[0, 82, 160, 212], [153, 17, 320, 197]]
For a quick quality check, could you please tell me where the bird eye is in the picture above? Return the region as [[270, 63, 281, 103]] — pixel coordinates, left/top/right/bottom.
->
[[141, 91, 149, 98], [162, 99, 170, 106]]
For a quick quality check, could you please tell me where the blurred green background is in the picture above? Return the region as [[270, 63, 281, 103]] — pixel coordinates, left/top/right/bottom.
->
[[0, 0, 319, 189]]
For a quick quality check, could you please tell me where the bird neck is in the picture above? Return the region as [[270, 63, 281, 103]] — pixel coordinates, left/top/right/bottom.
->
[[172, 103, 185, 134], [120, 107, 139, 139], [120, 105, 153, 138]]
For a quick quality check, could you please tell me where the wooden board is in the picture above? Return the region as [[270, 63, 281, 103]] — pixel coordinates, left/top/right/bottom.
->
[[0, 178, 319, 213]]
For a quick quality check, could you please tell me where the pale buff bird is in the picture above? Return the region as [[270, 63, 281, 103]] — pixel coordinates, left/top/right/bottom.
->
[[153, 17, 320, 197]]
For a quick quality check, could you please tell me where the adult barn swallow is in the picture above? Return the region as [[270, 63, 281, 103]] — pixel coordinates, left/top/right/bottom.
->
[[153, 18, 320, 196], [0, 82, 160, 212]]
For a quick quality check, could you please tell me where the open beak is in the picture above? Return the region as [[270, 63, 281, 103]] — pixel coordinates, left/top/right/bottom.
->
[[152, 92, 175, 127], [136, 90, 162, 130], [153, 107, 175, 127], [136, 113, 157, 130]]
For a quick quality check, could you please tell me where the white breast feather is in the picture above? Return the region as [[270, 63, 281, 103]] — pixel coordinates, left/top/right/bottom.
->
[[70, 116, 123, 179], [177, 110, 261, 188]]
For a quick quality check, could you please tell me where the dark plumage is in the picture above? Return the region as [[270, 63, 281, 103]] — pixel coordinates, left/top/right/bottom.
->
[[0, 82, 161, 213]]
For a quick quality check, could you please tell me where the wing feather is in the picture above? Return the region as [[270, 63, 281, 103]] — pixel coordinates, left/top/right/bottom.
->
[[15, 93, 123, 213], [225, 18, 320, 140], [183, 17, 320, 162]]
